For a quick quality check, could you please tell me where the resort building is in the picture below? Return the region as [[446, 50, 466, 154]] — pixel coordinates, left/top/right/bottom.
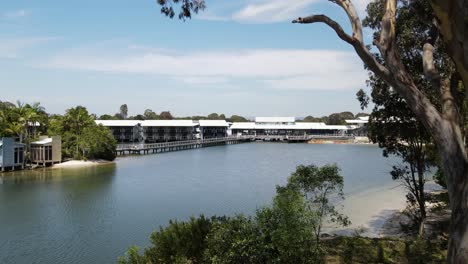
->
[[30, 136, 62, 166], [198, 120, 229, 139], [143, 120, 198, 142], [96, 120, 198, 143], [95, 120, 143, 143], [0, 137, 25, 171], [230, 117, 352, 137], [345, 116, 369, 136]]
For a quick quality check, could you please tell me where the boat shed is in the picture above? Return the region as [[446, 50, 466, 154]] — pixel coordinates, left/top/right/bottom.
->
[[0, 137, 25, 171], [30, 136, 62, 166]]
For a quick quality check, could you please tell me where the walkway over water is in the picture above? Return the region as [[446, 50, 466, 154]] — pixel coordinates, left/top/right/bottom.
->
[[116, 134, 355, 156], [116, 136, 253, 155]]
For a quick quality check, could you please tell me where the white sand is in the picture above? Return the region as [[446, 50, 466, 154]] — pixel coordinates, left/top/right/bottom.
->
[[52, 160, 114, 168], [330, 183, 407, 237]]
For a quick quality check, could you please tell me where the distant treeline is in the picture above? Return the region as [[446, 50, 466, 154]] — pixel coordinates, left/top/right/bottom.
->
[[101, 104, 369, 125], [298, 111, 369, 125]]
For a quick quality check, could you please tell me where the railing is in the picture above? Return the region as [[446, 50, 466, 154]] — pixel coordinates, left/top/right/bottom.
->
[[116, 136, 253, 151]]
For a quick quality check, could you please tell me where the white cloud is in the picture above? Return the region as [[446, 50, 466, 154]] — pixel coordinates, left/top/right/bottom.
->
[[3, 10, 30, 19], [0, 37, 56, 59], [232, 0, 319, 23], [40, 47, 367, 91]]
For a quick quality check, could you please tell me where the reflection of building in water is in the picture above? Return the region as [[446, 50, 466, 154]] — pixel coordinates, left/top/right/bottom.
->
[[230, 117, 356, 137], [0, 137, 25, 171], [30, 136, 62, 166]]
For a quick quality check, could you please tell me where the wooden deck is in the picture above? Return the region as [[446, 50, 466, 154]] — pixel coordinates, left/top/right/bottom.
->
[[116, 136, 254, 156], [116, 134, 356, 156]]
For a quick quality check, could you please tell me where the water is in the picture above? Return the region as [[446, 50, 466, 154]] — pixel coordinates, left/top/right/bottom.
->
[[0, 143, 401, 264]]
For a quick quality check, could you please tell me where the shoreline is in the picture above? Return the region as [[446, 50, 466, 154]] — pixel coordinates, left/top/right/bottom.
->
[[51, 159, 115, 169]]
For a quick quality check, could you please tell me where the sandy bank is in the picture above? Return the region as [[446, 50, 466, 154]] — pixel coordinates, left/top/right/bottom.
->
[[330, 183, 407, 237], [52, 160, 114, 168]]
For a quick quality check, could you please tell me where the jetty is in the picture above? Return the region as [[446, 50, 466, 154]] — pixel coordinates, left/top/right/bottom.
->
[[116, 136, 253, 156]]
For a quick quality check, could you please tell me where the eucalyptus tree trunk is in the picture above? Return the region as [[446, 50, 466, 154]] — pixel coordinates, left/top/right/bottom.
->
[[293, 1, 467, 262]]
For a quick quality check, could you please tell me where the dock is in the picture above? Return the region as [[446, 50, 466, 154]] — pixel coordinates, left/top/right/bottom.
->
[[116, 136, 254, 156]]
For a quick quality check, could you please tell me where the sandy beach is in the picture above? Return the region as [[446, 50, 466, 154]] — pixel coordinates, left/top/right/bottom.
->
[[330, 183, 407, 237], [52, 160, 114, 168]]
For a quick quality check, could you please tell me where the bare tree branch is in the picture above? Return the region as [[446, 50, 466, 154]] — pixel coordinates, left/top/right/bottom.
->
[[292, 15, 354, 44], [330, 0, 363, 42]]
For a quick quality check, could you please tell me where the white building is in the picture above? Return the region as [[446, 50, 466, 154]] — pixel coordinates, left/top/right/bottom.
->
[[230, 117, 352, 137]]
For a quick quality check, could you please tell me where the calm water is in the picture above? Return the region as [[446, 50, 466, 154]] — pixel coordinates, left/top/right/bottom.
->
[[0, 143, 398, 264]]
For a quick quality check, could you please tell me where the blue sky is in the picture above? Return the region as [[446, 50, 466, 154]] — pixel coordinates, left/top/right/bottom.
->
[[0, 0, 372, 117]]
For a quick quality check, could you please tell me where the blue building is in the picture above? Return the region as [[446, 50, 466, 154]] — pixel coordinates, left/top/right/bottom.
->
[[0, 137, 25, 171]]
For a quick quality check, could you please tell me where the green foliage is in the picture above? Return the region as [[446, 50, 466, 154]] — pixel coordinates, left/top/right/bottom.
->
[[119, 164, 350, 263], [227, 115, 248, 122], [300, 111, 367, 125], [49, 106, 116, 161], [79, 125, 117, 161], [159, 111, 173, 120], [327, 112, 354, 125], [143, 215, 213, 263], [0, 100, 48, 143], [359, 0, 454, 235], [144, 109, 159, 120], [99, 114, 118, 120], [119, 104, 128, 120], [156, 0, 206, 20], [205, 215, 265, 264], [287, 164, 350, 237]]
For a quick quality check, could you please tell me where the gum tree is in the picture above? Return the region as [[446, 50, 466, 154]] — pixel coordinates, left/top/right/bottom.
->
[[290, 1, 467, 262], [156, 0, 467, 261]]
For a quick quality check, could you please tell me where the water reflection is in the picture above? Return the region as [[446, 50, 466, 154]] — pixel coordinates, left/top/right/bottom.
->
[[0, 164, 116, 184]]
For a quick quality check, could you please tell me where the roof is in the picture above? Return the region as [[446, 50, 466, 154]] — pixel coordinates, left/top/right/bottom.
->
[[142, 120, 197, 127], [32, 138, 52, 145], [198, 120, 229, 127], [95, 120, 197, 127], [95, 120, 142, 127], [345, 119, 369, 124], [255, 117, 295, 123], [230, 122, 256, 129], [230, 122, 349, 130]]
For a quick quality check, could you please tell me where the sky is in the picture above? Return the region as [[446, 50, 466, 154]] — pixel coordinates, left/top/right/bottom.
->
[[0, 0, 373, 117]]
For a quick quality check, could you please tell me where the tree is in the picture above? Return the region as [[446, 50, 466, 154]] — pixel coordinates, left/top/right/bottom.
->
[[78, 125, 117, 161], [119, 104, 128, 120], [50, 106, 116, 161], [291, 1, 467, 261], [286, 164, 350, 260], [159, 111, 173, 120], [99, 114, 117, 120], [144, 109, 159, 120], [207, 113, 219, 120], [227, 115, 248, 122], [327, 111, 354, 125], [156, 0, 206, 20], [358, 0, 447, 237]]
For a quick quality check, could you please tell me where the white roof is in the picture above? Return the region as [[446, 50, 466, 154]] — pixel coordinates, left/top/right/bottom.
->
[[345, 119, 369, 124], [95, 120, 197, 127], [32, 138, 52, 145], [358, 116, 369, 121], [230, 122, 349, 130], [230, 122, 256, 129], [142, 120, 197, 127], [95, 120, 141, 127], [198, 120, 229, 127], [255, 117, 295, 123]]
